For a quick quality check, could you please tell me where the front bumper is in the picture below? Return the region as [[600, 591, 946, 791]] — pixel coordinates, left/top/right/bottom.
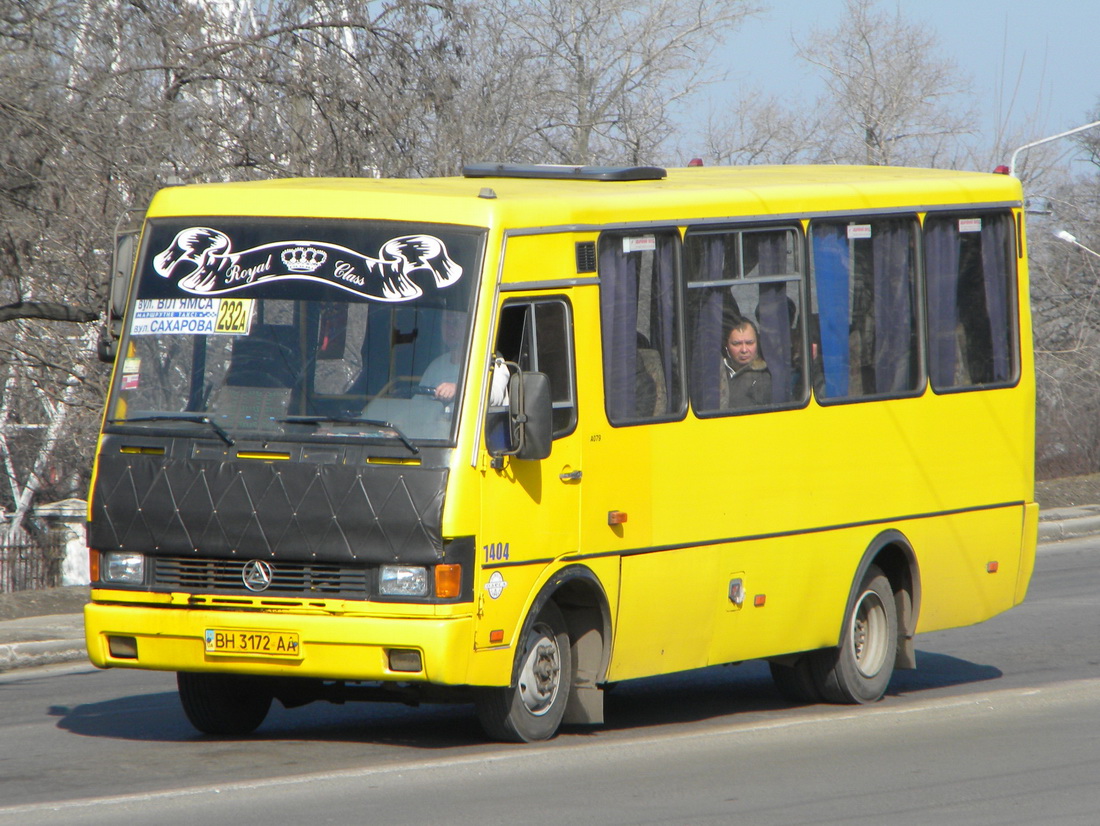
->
[[84, 595, 476, 685]]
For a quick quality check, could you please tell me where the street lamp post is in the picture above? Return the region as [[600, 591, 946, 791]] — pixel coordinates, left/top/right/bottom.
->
[[1054, 230, 1100, 259], [1008, 120, 1100, 178]]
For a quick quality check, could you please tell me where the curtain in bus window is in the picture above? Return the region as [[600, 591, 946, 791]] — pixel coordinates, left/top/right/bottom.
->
[[599, 233, 679, 422], [981, 217, 1011, 382], [756, 283, 791, 403], [753, 233, 793, 404], [811, 224, 850, 398], [688, 238, 727, 411], [872, 222, 914, 393], [599, 240, 640, 421], [925, 219, 962, 387], [651, 239, 679, 415]]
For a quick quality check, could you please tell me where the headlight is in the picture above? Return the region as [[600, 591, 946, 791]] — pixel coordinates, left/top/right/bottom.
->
[[379, 564, 428, 597], [102, 552, 145, 585]]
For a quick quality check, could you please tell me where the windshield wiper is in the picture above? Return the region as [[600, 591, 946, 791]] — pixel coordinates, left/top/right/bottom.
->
[[108, 415, 235, 447], [279, 415, 420, 454]]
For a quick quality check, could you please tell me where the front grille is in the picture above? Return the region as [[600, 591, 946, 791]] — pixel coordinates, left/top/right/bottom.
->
[[152, 556, 369, 597]]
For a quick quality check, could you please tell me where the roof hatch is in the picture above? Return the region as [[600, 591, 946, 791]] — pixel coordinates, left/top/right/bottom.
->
[[463, 163, 667, 182]]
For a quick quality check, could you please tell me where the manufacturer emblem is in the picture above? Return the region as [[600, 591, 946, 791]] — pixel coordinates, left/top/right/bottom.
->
[[242, 560, 274, 592], [485, 571, 507, 600]]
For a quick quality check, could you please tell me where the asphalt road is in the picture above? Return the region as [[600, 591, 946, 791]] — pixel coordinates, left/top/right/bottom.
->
[[1, 536, 1098, 825]]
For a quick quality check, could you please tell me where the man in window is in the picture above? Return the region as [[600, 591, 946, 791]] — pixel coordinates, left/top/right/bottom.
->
[[721, 318, 771, 408]]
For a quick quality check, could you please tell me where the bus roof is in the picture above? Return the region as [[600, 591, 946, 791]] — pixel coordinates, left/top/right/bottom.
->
[[146, 165, 1023, 229]]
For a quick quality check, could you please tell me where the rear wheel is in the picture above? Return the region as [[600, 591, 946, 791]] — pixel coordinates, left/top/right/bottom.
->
[[475, 600, 572, 742], [811, 565, 898, 704], [177, 672, 273, 735]]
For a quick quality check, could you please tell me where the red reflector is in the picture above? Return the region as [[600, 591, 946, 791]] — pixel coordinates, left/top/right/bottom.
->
[[489, 629, 504, 644], [608, 510, 628, 525], [754, 594, 766, 607], [987, 561, 999, 573]]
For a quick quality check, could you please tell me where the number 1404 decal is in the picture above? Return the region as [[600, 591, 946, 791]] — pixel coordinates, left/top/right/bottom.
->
[[483, 542, 510, 562]]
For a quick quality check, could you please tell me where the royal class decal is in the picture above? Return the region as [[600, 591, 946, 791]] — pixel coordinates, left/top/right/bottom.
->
[[152, 227, 463, 302]]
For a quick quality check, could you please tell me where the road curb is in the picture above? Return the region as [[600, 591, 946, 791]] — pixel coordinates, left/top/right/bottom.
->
[[0, 639, 87, 673], [1038, 517, 1100, 543], [1038, 506, 1100, 545]]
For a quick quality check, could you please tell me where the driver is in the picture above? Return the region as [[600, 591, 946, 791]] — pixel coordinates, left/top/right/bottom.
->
[[419, 310, 466, 401]]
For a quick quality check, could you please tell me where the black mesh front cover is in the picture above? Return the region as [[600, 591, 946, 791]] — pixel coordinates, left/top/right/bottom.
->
[[88, 447, 447, 564]]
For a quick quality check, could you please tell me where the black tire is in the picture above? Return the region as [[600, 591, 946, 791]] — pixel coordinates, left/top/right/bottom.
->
[[177, 672, 273, 735], [811, 565, 898, 704], [475, 600, 572, 743], [769, 656, 821, 704]]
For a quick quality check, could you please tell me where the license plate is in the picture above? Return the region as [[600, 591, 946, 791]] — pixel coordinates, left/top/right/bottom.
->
[[204, 628, 301, 657]]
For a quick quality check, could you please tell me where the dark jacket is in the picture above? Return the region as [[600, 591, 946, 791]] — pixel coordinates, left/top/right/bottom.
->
[[722, 356, 772, 408]]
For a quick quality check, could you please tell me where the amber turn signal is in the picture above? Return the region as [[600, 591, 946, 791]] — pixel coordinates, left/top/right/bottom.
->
[[435, 564, 462, 598]]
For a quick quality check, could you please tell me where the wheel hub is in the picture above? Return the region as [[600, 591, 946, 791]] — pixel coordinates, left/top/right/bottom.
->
[[851, 589, 889, 678], [517, 631, 561, 716]]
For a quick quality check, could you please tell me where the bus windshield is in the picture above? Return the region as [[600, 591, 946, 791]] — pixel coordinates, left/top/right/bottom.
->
[[107, 217, 483, 444]]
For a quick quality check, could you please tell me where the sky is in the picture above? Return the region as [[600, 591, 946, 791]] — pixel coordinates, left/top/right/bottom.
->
[[717, 0, 1100, 170]]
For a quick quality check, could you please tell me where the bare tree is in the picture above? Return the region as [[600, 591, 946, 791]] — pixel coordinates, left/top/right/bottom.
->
[[699, 87, 829, 167], [478, 0, 760, 165], [795, 0, 976, 167]]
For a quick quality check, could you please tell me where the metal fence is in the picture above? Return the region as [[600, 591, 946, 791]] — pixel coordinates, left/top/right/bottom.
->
[[0, 531, 64, 593]]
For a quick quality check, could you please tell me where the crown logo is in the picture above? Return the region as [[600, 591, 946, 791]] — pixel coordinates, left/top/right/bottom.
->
[[281, 246, 327, 273]]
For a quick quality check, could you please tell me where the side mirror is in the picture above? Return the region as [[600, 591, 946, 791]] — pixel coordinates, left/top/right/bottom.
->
[[509, 371, 552, 461], [487, 367, 552, 462], [98, 214, 142, 363]]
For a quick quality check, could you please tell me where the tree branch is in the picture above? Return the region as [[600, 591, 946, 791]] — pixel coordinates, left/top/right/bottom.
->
[[0, 301, 98, 324]]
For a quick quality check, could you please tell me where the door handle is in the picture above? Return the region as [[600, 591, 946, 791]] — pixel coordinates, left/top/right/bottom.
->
[[559, 469, 583, 482]]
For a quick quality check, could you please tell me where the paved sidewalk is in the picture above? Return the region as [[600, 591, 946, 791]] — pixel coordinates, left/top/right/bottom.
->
[[3, 506, 1099, 674]]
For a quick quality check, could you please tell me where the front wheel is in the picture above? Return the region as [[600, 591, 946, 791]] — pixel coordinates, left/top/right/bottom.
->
[[811, 565, 898, 704], [475, 600, 572, 742], [177, 672, 273, 735]]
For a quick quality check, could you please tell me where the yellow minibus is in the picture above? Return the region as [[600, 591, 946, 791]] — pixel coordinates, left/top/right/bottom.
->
[[85, 163, 1036, 741]]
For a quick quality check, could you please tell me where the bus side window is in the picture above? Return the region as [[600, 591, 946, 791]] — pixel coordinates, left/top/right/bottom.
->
[[810, 217, 921, 401], [491, 299, 577, 438], [924, 212, 1017, 390], [598, 230, 684, 424], [684, 226, 806, 413]]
